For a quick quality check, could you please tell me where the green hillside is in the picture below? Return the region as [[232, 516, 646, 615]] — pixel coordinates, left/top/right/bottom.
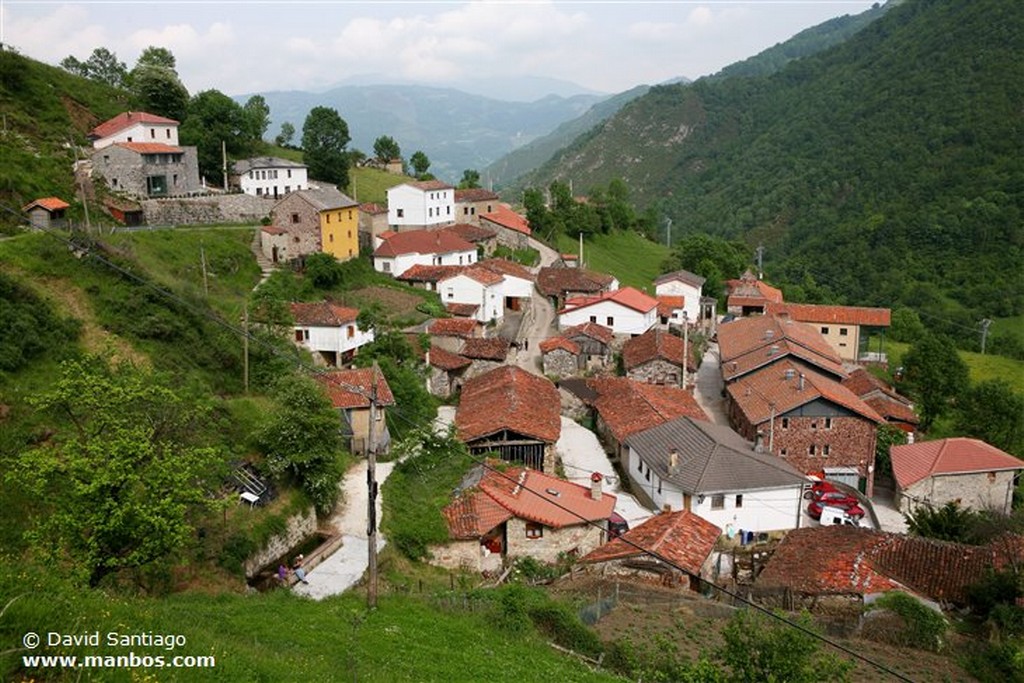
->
[[555, 229, 670, 291], [520, 0, 1024, 343]]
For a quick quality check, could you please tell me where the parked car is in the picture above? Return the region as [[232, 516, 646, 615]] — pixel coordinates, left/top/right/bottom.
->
[[819, 505, 868, 527], [808, 495, 864, 520], [804, 480, 840, 500], [608, 512, 629, 539]]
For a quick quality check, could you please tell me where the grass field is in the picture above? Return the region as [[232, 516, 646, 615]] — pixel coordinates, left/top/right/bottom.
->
[[885, 340, 1024, 394], [554, 230, 670, 291]]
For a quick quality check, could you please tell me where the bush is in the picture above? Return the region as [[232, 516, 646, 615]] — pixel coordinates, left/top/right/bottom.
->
[[528, 600, 603, 658], [867, 592, 948, 651]]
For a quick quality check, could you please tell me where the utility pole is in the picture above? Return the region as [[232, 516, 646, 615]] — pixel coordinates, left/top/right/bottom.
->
[[682, 311, 689, 390], [70, 134, 92, 235], [222, 140, 228, 191], [242, 303, 249, 394], [367, 361, 380, 609], [200, 246, 209, 296], [980, 318, 993, 354], [664, 217, 672, 248], [755, 245, 765, 279]]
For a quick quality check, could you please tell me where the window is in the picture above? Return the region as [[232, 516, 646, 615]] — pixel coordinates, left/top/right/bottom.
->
[[446, 288, 454, 300], [839, 328, 849, 336], [657, 479, 662, 495], [589, 316, 597, 324], [428, 208, 433, 217], [447, 206, 451, 215], [809, 444, 816, 456], [328, 233, 333, 242], [397, 209, 404, 218], [711, 494, 725, 510], [326, 214, 330, 223], [291, 213, 300, 224], [823, 445, 830, 456], [780, 448, 787, 457], [645, 468, 650, 482], [166, 129, 170, 139], [811, 421, 817, 430], [459, 256, 463, 265], [287, 170, 292, 178], [781, 417, 789, 429], [150, 128, 156, 138], [988, 472, 997, 483], [348, 231, 352, 239], [824, 418, 833, 429], [525, 522, 543, 539], [383, 262, 391, 273], [104, 155, 110, 163], [735, 494, 743, 508], [464, 207, 469, 215], [821, 326, 829, 334], [606, 316, 614, 326]]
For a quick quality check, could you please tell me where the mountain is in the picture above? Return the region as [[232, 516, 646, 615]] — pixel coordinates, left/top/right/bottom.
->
[[511, 0, 1024, 326], [240, 85, 606, 182], [319, 73, 607, 102]]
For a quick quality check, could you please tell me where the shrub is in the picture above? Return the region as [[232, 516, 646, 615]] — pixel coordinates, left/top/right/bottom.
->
[[867, 592, 948, 651]]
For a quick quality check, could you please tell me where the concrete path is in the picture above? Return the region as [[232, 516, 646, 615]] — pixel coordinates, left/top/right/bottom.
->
[[693, 344, 730, 426], [293, 459, 395, 600], [556, 417, 654, 529], [513, 236, 560, 376]]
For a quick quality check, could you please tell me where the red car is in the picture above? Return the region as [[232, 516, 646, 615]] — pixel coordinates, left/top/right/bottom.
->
[[804, 480, 839, 500], [808, 494, 865, 520]]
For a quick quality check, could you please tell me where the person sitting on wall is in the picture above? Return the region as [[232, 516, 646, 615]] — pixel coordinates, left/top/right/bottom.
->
[[293, 554, 309, 584]]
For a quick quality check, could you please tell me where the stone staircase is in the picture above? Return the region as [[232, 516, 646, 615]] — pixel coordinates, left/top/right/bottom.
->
[[250, 228, 277, 289]]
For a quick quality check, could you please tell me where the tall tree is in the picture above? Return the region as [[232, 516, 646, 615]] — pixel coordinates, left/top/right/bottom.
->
[[409, 150, 431, 178], [301, 106, 351, 187], [178, 89, 252, 183], [242, 94, 271, 143], [275, 121, 295, 148], [373, 135, 401, 162], [11, 356, 223, 587], [458, 169, 481, 189], [128, 46, 187, 121], [900, 333, 969, 431], [60, 47, 127, 88], [135, 45, 177, 71], [59, 55, 89, 79]]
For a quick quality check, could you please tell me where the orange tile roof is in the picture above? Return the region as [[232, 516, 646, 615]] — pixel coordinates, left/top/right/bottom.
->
[[261, 225, 287, 235], [537, 267, 615, 297], [891, 438, 1024, 489], [479, 465, 616, 528], [726, 360, 883, 426], [315, 368, 395, 409], [717, 315, 840, 366], [359, 202, 388, 215], [89, 111, 179, 139], [454, 188, 500, 202], [445, 302, 479, 317], [443, 488, 513, 539], [481, 204, 531, 235], [427, 345, 471, 371], [460, 337, 509, 361], [410, 179, 454, 191], [656, 295, 685, 318], [622, 328, 694, 372], [22, 197, 69, 212], [373, 229, 475, 257], [562, 322, 614, 346], [456, 366, 560, 443], [540, 336, 580, 355], [768, 302, 891, 327], [477, 258, 535, 282], [581, 510, 720, 574], [864, 396, 919, 426], [290, 301, 359, 326], [397, 264, 462, 283], [562, 287, 658, 315], [589, 378, 708, 442], [114, 142, 183, 154], [428, 317, 478, 338], [441, 265, 503, 286]]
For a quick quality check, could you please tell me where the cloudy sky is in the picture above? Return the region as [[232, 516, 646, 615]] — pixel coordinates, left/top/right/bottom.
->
[[3, 1, 879, 99]]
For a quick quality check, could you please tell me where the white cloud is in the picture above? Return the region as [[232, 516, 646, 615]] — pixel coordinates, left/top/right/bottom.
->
[[628, 21, 681, 42], [687, 6, 715, 28]]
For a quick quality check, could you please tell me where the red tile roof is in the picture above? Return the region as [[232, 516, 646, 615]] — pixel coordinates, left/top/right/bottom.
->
[[460, 337, 510, 361], [562, 287, 658, 315], [537, 267, 615, 298], [622, 328, 694, 372], [480, 465, 616, 528], [427, 345, 471, 371], [757, 526, 1009, 605], [359, 202, 387, 215], [891, 438, 1024, 489], [428, 317, 478, 338], [843, 369, 918, 426], [22, 197, 69, 212], [261, 225, 287, 235], [589, 378, 709, 442], [540, 336, 580, 355], [477, 258, 535, 282], [726, 271, 784, 305], [441, 265, 503, 286], [717, 315, 841, 366], [89, 111, 179, 139], [562, 322, 614, 346], [864, 396, 919, 426], [445, 302, 479, 317], [456, 366, 560, 443], [481, 204, 531, 235], [373, 229, 475, 257], [656, 295, 685, 318], [410, 179, 454, 191], [454, 188, 500, 202], [443, 487, 513, 539], [722, 337, 847, 383], [315, 368, 395, 409], [290, 301, 359, 326], [115, 142, 184, 154], [727, 361, 883, 426], [443, 223, 497, 243], [397, 264, 462, 283], [581, 510, 720, 575], [768, 302, 891, 327]]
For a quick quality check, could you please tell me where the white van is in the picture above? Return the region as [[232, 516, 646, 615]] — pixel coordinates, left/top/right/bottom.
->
[[820, 505, 869, 528]]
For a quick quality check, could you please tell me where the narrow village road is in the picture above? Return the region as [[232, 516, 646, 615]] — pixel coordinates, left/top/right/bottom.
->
[[293, 459, 394, 600], [693, 344, 730, 426], [514, 236, 560, 375]]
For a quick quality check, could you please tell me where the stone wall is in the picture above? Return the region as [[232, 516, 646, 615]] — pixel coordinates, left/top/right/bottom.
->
[[242, 506, 318, 578], [627, 359, 683, 386], [505, 517, 605, 563], [559, 387, 590, 421], [902, 471, 1016, 514], [428, 539, 502, 573], [142, 193, 274, 226], [543, 348, 579, 378]]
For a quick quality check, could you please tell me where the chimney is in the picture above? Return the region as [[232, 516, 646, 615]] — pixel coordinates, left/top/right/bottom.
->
[[668, 448, 679, 474], [798, 373, 806, 391], [590, 472, 603, 500]]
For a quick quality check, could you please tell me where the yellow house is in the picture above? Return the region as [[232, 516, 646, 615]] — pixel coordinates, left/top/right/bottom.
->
[[316, 188, 360, 261]]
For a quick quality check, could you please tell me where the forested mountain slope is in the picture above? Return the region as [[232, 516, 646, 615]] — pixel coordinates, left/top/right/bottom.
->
[[522, 0, 1024, 327]]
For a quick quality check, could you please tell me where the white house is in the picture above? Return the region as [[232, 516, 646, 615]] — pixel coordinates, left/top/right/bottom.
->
[[387, 180, 455, 229], [373, 229, 476, 278], [89, 111, 180, 149], [477, 259, 535, 311], [438, 268, 505, 323], [290, 302, 375, 367], [233, 157, 308, 198], [558, 286, 658, 336], [654, 269, 705, 323], [624, 416, 807, 534]]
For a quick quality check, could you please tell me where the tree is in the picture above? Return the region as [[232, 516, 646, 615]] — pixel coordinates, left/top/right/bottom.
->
[[255, 375, 346, 513], [179, 89, 252, 183], [373, 135, 401, 162], [900, 333, 969, 430], [304, 252, 343, 289], [410, 150, 431, 177], [61, 48, 127, 88], [59, 55, 89, 79], [301, 106, 351, 187], [130, 63, 189, 122], [874, 423, 908, 480], [242, 95, 271, 143], [275, 121, 295, 148], [11, 357, 223, 587], [718, 609, 853, 682], [458, 169, 481, 189], [954, 380, 1024, 457], [905, 501, 981, 543], [135, 45, 176, 71]]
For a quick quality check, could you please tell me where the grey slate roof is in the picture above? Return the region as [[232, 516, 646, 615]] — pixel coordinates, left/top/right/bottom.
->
[[654, 269, 706, 289], [624, 416, 807, 494], [299, 186, 358, 211], [233, 156, 307, 174]]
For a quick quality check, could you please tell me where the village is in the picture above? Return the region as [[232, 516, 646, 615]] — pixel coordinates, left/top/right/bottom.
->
[[20, 107, 1022, 628]]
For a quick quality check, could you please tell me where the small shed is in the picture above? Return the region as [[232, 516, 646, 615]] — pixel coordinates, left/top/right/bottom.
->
[[22, 197, 70, 229]]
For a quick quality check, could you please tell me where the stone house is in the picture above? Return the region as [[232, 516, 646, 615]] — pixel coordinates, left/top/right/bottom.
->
[[622, 328, 695, 388], [540, 337, 582, 379], [445, 223, 498, 256], [455, 366, 561, 472], [623, 417, 807, 533], [315, 368, 394, 455], [540, 322, 615, 379], [479, 204, 532, 250], [232, 157, 308, 198], [91, 142, 202, 198], [890, 438, 1024, 515], [717, 315, 848, 384], [424, 345, 472, 398], [387, 180, 455, 230], [22, 197, 69, 229], [537, 266, 617, 310], [427, 317, 481, 353], [290, 301, 375, 366], [725, 270, 784, 317], [580, 510, 721, 591], [726, 359, 883, 496], [453, 188, 500, 226], [767, 302, 891, 363], [358, 202, 389, 252], [268, 187, 359, 263], [459, 337, 510, 379], [431, 463, 616, 572]]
